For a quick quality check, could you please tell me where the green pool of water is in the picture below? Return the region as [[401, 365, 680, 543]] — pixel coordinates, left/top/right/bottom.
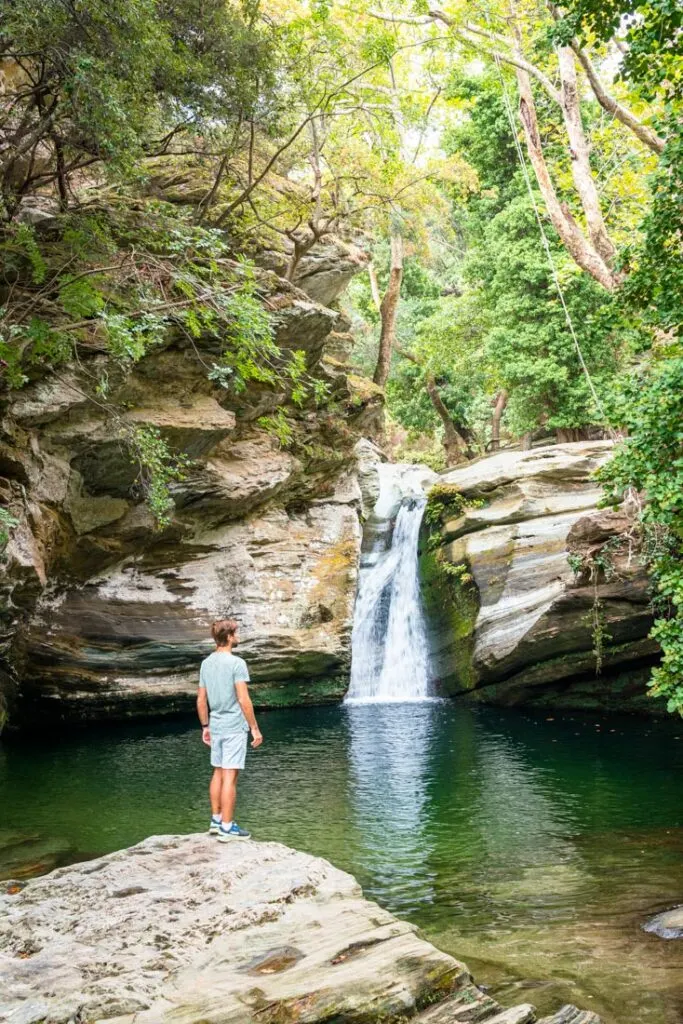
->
[[2, 701, 683, 1023]]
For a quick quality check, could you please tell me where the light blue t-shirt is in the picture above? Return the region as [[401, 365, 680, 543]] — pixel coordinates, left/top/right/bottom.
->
[[199, 651, 250, 735]]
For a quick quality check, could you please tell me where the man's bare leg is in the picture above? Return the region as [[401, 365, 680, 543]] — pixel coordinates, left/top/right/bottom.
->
[[220, 768, 239, 825], [209, 767, 222, 817]]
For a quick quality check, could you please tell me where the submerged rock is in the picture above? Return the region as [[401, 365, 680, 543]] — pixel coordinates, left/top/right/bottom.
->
[[0, 834, 599, 1024], [421, 441, 660, 713], [643, 906, 683, 939]]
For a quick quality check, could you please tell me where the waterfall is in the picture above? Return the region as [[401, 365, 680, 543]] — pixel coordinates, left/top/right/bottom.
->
[[346, 463, 434, 703]]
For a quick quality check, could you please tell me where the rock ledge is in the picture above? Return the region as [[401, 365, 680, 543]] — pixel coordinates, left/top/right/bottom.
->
[[0, 834, 599, 1024]]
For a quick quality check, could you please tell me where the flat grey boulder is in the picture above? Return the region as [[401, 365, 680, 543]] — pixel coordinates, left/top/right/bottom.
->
[[0, 835, 601, 1024], [0, 834, 468, 1024], [643, 906, 683, 939]]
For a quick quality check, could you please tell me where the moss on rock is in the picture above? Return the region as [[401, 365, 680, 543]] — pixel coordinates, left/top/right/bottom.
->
[[419, 520, 480, 694]]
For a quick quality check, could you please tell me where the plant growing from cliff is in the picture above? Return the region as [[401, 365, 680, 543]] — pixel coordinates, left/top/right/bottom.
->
[[126, 426, 189, 528], [257, 411, 294, 450], [567, 552, 585, 579], [441, 561, 474, 587], [424, 483, 486, 528], [0, 508, 19, 550], [587, 599, 612, 677], [569, 538, 625, 674]]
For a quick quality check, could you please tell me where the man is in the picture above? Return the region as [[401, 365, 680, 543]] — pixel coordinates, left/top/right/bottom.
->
[[197, 618, 263, 841]]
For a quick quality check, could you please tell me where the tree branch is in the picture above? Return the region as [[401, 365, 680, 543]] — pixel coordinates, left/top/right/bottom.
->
[[572, 43, 665, 153]]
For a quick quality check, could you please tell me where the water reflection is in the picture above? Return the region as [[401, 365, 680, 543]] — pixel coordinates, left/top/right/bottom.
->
[[2, 703, 683, 1024], [469, 728, 587, 922], [342, 702, 590, 924], [344, 701, 438, 911]]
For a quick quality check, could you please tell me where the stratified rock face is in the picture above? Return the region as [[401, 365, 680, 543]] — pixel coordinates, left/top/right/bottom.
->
[[421, 442, 660, 713], [0, 252, 381, 728], [24, 497, 361, 721], [0, 834, 599, 1024]]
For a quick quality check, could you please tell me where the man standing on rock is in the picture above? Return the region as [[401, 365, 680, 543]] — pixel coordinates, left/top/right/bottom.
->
[[197, 618, 263, 841]]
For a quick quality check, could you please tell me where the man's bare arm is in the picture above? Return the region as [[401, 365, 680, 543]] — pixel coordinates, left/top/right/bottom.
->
[[235, 681, 263, 748], [197, 688, 211, 746]]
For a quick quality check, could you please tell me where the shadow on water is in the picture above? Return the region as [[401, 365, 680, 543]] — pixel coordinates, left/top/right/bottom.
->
[[2, 699, 683, 1023]]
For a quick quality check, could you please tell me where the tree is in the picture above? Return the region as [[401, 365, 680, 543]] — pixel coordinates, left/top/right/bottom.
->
[[0, 0, 273, 218], [371, 1, 662, 289], [566, 0, 683, 714]]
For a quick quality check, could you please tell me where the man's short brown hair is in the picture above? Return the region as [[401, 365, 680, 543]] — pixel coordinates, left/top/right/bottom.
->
[[211, 618, 239, 645]]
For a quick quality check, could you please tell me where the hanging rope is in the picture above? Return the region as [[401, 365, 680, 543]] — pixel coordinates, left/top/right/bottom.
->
[[482, 13, 611, 427]]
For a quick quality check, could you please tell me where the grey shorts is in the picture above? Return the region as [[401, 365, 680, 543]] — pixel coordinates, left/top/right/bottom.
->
[[210, 730, 248, 770]]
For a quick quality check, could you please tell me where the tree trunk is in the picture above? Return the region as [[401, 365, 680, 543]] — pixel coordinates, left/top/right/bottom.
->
[[556, 426, 590, 443], [514, 65, 617, 291], [557, 47, 616, 267], [372, 232, 403, 387], [395, 344, 475, 462], [285, 232, 313, 282], [490, 389, 508, 450], [368, 262, 382, 311], [425, 375, 475, 463]]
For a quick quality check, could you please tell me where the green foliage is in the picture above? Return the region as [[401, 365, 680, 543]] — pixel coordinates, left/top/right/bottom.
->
[[465, 194, 628, 434], [440, 561, 474, 586], [220, 290, 278, 392], [621, 125, 683, 338], [257, 410, 294, 449], [587, 599, 612, 676], [58, 277, 107, 319], [443, 74, 637, 436], [0, 205, 324, 405], [0, 508, 19, 550], [14, 225, 47, 285], [565, 0, 683, 102], [562, 0, 683, 713], [102, 311, 168, 364], [392, 434, 446, 472], [424, 483, 485, 527], [0, 0, 275, 213], [567, 552, 585, 578], [599, 355, 683, 712], [126, 425, 189, 528]]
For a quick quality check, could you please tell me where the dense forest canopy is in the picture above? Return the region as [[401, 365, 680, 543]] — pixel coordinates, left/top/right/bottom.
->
[[0, 0, 681, 708]]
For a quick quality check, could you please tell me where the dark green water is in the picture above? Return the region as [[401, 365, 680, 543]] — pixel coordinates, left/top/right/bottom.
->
[[2, 701, 683, 1023]]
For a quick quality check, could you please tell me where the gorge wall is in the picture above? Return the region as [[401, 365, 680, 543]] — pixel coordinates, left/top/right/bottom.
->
[[0, 175, 661, 730], [421, 442, 661, 714], [0, 202, 383, 730]]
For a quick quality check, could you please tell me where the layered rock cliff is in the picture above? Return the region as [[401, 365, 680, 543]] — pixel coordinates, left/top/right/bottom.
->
[[421, 441, 661, 713], [0, 199, 382, 729]]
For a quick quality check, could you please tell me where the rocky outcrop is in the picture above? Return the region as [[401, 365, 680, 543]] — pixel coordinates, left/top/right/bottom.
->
[[258, 239, 370, 307], [0, 833, 600, 1024], [644, 907, 683, 939], [0, 236, 382, 729], [421, 441, 661, 713]]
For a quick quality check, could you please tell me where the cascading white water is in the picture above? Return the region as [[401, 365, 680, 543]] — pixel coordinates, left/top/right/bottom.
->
[[346, 463, 434, 703]]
